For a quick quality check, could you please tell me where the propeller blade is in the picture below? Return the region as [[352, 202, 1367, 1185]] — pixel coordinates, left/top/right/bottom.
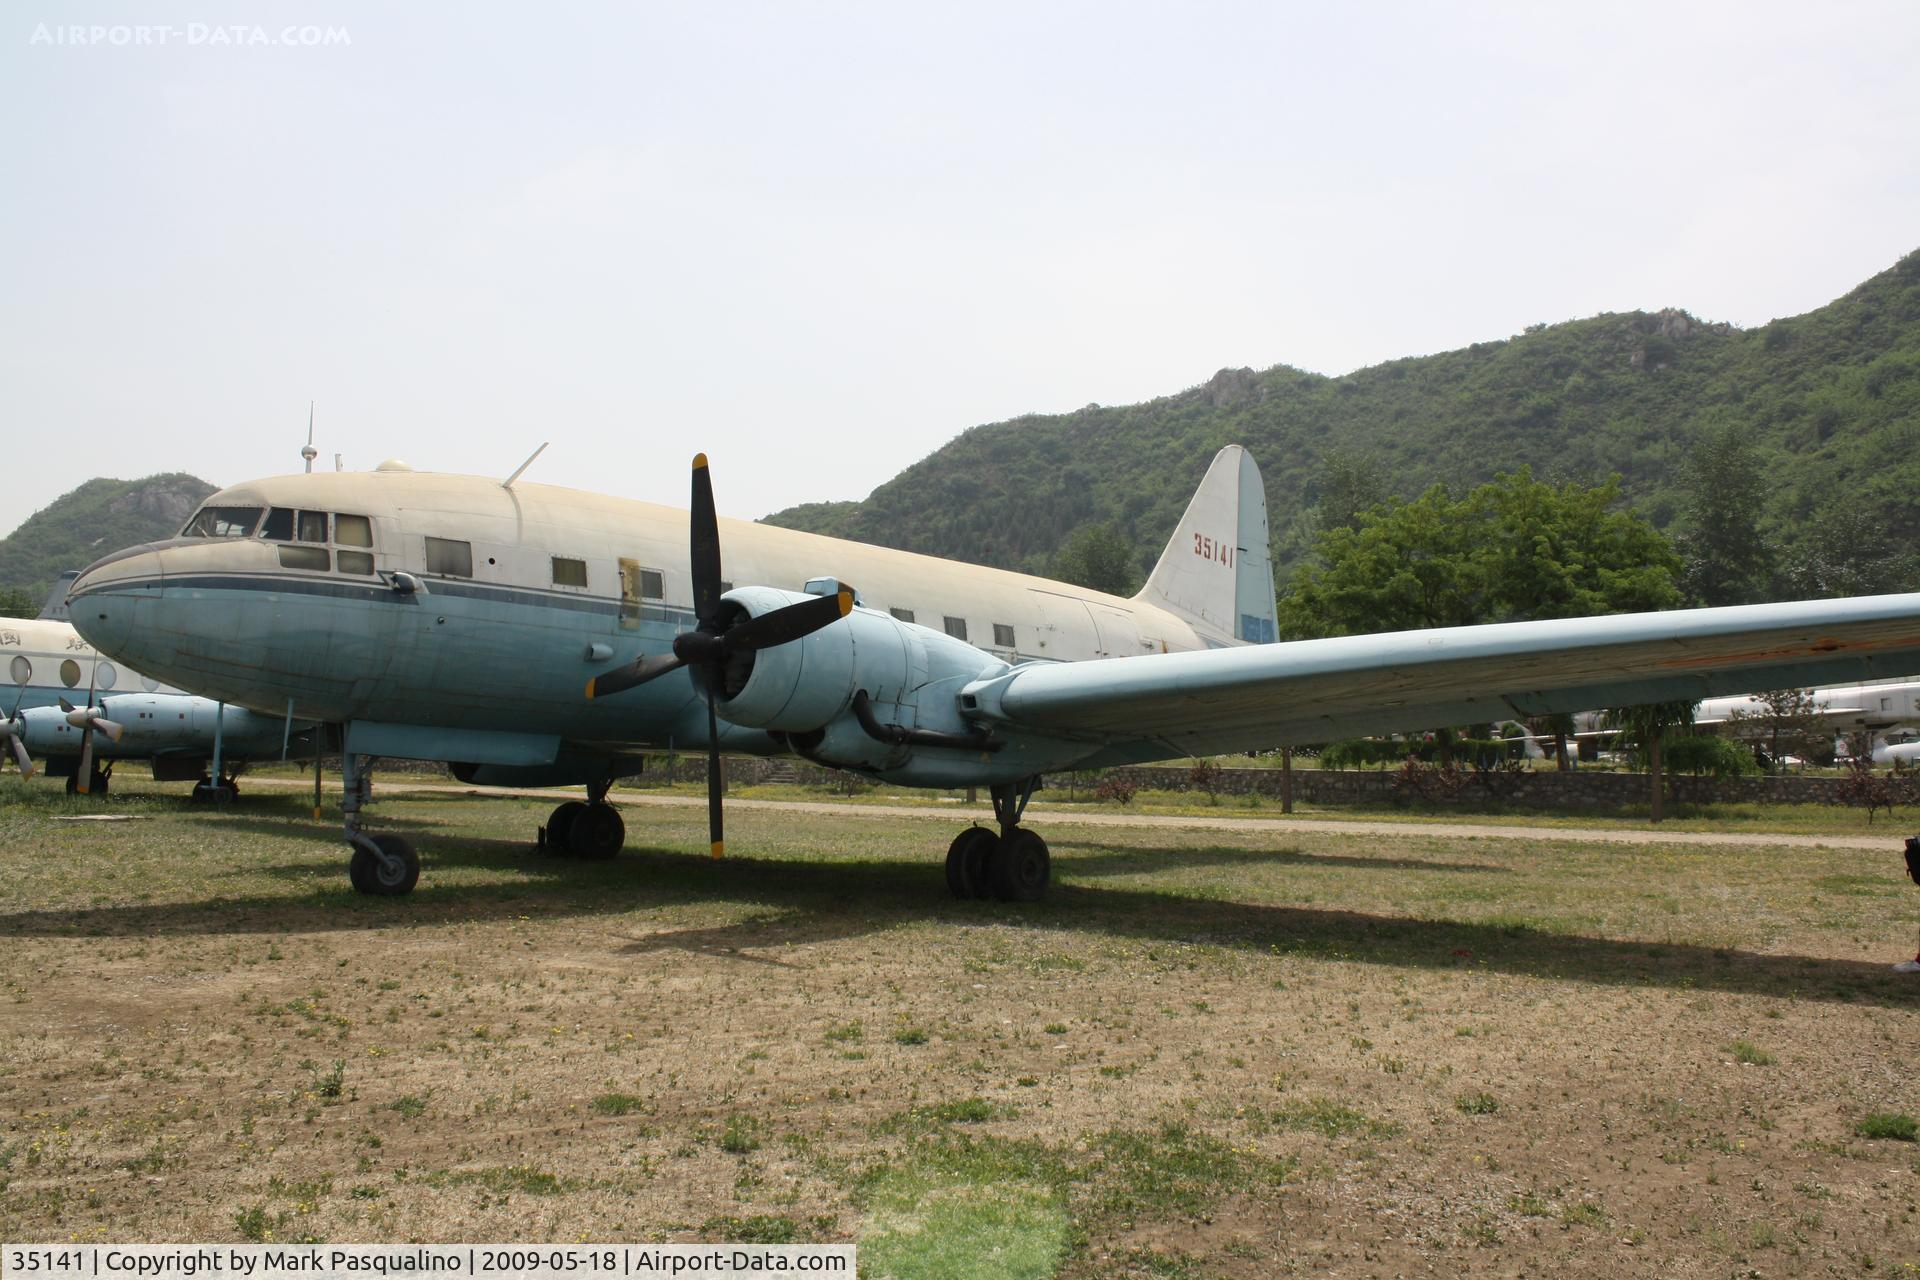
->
[[7, 731, 34, 781], [690, 454, 723, 627], [706, 688, 724, 858], [586, 652, 686, 700], [722, 590, 853, 654], [93, 717, 125, 744], [58, 697, 75, 714], [75, 727, 93, 794]]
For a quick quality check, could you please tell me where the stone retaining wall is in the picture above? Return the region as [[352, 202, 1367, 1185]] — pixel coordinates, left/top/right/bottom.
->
[[673, 758, 1861, 810]]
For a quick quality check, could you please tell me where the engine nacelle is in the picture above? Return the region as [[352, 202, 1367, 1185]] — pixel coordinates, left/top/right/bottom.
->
[[712, 587, 1010, 770]]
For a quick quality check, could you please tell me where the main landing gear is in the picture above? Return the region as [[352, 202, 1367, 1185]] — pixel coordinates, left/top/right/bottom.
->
[[946, 778, 1051, 902], [341, 752, 419, 897], [63, 760, 112, 796], [188, 772, 238, 804], [538, 779, 626, 860]]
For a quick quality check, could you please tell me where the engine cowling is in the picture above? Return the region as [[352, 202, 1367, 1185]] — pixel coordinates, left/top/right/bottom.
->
[[710, 587, 1009, 770]]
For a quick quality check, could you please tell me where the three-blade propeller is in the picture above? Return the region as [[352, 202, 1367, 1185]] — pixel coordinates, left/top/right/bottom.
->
[[585, 454, 853, 856]]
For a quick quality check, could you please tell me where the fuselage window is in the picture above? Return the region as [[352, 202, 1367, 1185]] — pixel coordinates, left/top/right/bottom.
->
[[279, 545, 330, 571], [944, 616, 968, 641], [9, 655, 30, 685], [425, 537, 474, 578], [639, 569, 665, 599], [335, 514, 373, 547], [337, 551, 374, 575], [96, 662, 117, 690], [259, 508, 294, 540], [59, 658, 81, 687], [890, 607, 916, 624], [552, 557, 589, 588], [993, 623, 1015, 648], [182, 506, 264, 538]]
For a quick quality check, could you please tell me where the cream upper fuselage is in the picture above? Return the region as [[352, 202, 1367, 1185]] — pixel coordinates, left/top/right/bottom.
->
[[0, 615, 180, 711], [67, 468, 1216, 764]]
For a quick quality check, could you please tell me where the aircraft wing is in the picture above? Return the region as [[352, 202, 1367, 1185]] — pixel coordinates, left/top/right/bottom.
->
[[961, 595, 1920, 760]]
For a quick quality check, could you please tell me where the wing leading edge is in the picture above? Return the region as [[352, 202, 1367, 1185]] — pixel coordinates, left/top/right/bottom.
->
[[959, 594, 1920, 763]]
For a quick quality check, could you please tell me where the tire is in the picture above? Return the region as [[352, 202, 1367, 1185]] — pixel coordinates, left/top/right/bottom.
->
[[988, 829, 1051, 903], [349, 834, 419, 896], [570, 804, 625, 860], [944, 827, 999, 899], [545, 801, 588, 856]]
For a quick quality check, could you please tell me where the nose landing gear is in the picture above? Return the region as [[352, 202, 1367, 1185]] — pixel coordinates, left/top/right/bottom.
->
[[945, 778, 1051, 902], [341, 751, 419, 896]]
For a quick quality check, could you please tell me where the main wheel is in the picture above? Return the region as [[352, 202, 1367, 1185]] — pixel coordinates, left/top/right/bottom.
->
[[570, 803, 625, 860], [544, 800, 588, 855], [944, 826, 999, 899], [988, 829, 1051, 903], [349, 834, 420, 896], [191, 779, 234, 804]]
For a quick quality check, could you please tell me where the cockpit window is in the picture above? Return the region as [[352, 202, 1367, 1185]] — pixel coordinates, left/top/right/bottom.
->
[[182, 506, 264, 538], [335, 514, 373, 547], [259, 508, 294, 541], [296, 510, 329, 543]]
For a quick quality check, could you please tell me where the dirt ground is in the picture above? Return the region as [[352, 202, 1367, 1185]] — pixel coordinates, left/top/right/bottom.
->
[[2, 780, 1917, 1278]]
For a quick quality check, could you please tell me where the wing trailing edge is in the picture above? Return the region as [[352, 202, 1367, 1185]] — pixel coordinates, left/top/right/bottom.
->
[[961, 594, 1920, 761]]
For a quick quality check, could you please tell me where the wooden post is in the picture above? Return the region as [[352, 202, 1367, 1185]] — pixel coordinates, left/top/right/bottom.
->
[[1649, 725, 1664, 824], [1281, 747, 1294, 814]]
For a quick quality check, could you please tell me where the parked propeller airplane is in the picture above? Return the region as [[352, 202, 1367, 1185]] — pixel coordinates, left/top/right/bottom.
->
[[64, 445, 1920, 899], [0, 613, 317, 797]]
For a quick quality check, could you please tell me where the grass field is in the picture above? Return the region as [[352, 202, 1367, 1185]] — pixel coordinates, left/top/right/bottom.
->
[[2, 776, 1918, 1277]]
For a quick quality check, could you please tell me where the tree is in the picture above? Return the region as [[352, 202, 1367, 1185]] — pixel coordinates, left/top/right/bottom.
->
[[1678, 417, 1772, 606], [1049, 522, 1139, 596], [1775, 503, 1919, 599], [1279, 468, 1681, 639], [1600, 699, 1699, 823], [1725, 688, 1831, 769], [0, 587, 35, 617], [1312, 447, 1390, 535]]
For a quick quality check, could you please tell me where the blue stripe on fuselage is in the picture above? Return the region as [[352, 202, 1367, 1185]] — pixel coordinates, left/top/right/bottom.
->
[[76, 571, 701, 627]]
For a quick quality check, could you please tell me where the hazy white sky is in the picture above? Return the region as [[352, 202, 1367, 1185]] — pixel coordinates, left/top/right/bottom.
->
[[3, 1, 1917, 535]]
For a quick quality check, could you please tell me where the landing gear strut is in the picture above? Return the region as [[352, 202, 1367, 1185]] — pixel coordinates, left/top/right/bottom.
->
[[945, 778, 1050, 902], [538, 779, 626, 860], [342, 752, 418, 896]]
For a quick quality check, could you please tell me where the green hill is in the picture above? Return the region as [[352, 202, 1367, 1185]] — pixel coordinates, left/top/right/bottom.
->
[[764, 250, 1920, 595], [0, 474, 217, 608]]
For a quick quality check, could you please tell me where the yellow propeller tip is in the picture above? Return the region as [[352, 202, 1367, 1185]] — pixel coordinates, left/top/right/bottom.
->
[[837, 590, 854, 616], [710, 841, 725, 859], [584, 678, 598, 699], [693, 453, 709, 470]]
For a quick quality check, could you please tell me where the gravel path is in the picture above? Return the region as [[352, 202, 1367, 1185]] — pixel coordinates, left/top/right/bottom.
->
[[244, 776, 1909, 851]]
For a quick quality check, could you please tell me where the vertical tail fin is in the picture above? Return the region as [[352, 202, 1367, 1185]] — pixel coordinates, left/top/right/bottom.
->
[[1134, 445, 1276, 644]]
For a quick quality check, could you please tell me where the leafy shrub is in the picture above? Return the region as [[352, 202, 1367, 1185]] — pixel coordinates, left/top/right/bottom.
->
[[1093, 775, 1137, 805], [1663, 734, 1762, 778], [1853, 1112, 1917, 1141]]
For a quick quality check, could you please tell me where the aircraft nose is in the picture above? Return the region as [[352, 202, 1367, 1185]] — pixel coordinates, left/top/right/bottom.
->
[[67, 541, 168, 659]]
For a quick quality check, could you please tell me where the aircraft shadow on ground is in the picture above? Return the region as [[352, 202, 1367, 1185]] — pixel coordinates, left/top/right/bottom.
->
[[1047, 840, 1510, 877], [1, 838, 1913, 1009]]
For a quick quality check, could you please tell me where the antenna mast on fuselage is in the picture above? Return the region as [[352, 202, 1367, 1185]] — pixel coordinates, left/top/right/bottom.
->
[[301, 401, 318, 474]]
